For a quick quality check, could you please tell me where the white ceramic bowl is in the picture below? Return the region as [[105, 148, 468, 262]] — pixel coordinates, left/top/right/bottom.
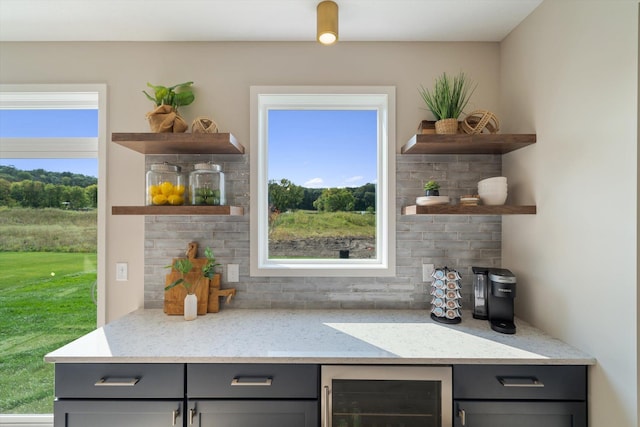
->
[[479, 192, 508, 205], [478, 176, 507, 186], [478, 183, 508, 192]]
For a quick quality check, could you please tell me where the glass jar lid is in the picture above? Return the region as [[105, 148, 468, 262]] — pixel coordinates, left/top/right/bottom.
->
[[194, 162, 222, 172], [150, 162, 181, 172]]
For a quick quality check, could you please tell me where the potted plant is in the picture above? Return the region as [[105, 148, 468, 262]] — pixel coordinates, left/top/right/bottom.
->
[[419, 72, 476, 134], [424, 180, 440, 196], [143, 81, 195, 133], [165, 246, 217, 321]]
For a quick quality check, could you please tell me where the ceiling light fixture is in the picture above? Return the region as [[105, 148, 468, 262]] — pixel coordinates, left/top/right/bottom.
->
[[317, 1, 338, 45]]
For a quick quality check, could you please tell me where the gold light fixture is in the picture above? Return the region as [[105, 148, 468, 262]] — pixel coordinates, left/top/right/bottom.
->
[[317, 1, 338, 45]]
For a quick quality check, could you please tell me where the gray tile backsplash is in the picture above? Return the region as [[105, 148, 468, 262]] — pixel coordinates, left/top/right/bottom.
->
[[144, 153, 502, 310]]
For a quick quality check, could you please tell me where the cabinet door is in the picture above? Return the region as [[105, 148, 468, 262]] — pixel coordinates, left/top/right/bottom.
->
[[189, 400, 318, 427], [454, 401, 586, 427], [54, 400, 183, 427]]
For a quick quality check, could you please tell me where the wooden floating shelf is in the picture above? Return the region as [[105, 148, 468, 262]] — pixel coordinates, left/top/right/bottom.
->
[[401, 133, 536, 155], [402, 205, 537, 215], [112, 205, 244, 216], [112, 132, 245, 154]]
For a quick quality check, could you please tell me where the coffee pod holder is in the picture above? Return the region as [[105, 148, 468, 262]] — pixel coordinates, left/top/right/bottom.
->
[[430, 267, 462, 324]]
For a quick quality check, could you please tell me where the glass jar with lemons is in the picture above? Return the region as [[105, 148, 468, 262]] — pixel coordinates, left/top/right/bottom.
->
[[146, 162, 186, 206]]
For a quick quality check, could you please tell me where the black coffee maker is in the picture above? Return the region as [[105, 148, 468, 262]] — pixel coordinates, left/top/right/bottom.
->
[[472, 267, 517, 334], [488, 268, 517, 334]]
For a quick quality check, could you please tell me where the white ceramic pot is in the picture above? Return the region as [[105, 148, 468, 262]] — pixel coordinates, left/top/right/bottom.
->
[[184, 294, 197, 321]]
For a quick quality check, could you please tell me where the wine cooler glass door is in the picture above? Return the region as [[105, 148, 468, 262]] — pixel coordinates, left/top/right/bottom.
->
[[321, 366, 452, 427]]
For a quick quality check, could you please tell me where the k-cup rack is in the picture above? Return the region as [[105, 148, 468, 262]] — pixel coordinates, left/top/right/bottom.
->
[[430, 267, 462, 324]]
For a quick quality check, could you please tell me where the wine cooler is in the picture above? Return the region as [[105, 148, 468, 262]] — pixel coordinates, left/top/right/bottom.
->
[[321, 365, 452, 427]]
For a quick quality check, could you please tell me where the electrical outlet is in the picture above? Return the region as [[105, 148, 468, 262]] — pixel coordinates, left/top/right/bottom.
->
[[116, 262, 128, 281], [227, 264, 239, 282], [422, 264, 434, 282]]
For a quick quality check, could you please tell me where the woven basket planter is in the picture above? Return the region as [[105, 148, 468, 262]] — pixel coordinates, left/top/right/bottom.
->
[[435, 118, 459, 134]]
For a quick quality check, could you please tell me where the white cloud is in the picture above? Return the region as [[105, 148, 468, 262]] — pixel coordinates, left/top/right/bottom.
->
[[304, 177, 324, 187]]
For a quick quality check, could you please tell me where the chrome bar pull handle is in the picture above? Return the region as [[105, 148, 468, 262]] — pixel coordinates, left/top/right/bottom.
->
[[458, 408, 466, 426], [189, 407, 196, 425], [498, 376, 545, 387], [323, 385, 330, 427], [94, 377, 140, 387], [230, 377, 273, 386], [171, 408, 179, 426]]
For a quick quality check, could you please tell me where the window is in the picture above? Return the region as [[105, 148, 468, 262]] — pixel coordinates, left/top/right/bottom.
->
[[250, 86, 396, 277], [0, 84, 106, 420]]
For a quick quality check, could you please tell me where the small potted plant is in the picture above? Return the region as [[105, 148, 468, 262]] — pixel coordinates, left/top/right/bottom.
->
[[143, 81, 195, 133], [419, 72, 476, 134], [424, 180, 440, 196]]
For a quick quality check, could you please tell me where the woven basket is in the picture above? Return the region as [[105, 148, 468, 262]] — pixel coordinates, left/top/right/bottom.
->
[[461, 110, 500, 134], [435, 118, 459, 134]]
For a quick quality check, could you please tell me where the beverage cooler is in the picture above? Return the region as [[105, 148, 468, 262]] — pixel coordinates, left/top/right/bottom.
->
[[321, 365, 452, 427]]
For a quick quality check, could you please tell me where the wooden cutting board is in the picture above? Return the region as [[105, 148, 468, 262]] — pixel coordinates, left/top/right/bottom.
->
[[164, 257, 210, 315]]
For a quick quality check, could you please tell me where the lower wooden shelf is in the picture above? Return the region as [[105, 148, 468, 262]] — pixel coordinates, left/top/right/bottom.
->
[[112, 205, 244, 216], [402, 205, 536, 215]]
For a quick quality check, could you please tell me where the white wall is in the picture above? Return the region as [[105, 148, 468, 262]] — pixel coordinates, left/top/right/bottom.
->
[[500, 1, 639, 426]]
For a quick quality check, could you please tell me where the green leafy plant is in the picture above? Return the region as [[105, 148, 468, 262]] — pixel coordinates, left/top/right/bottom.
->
[[164, 247, 220, 294], [423, 180, 440, 191], [201, 247, 221, 280], [143, 81, 195, 113], [419, 72, 476, 120]]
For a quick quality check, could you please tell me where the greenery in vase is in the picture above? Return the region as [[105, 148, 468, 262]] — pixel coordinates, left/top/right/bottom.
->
[[143, 81, 195, 113], [164, 247, 219, 293], [419, 72, 476, 120]]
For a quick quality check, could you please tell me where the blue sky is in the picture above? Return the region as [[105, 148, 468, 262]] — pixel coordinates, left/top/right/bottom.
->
[[268, 109, 377, 188], [0, 109, 98, 177]]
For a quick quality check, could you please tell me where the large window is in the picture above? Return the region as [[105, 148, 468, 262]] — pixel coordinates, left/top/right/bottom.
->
[[250, 86, 396, 277], [0, 84, 106, 420]]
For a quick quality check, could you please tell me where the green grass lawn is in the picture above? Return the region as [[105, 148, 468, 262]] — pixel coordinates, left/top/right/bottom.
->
[[269, 210, 376, 240], [0, 252, 96, 413]]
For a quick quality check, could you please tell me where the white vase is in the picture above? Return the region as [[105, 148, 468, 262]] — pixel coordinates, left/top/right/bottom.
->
[[184, 294, 197, 321]]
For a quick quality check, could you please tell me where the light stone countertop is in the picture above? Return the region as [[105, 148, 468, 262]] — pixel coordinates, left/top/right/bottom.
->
[[45, 309, 595, 365]]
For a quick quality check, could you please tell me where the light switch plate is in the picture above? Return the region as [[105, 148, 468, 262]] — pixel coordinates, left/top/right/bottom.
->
[[227, 264, 239, 282], [116, 262, 128, 281]]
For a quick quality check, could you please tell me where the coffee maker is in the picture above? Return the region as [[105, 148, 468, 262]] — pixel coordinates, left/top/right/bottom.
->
[[472, 267, 517, 334]]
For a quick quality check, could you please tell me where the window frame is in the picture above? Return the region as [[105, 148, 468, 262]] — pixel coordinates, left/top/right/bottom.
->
[[0, 83, 107, 325], [249, 86, 396, 277]]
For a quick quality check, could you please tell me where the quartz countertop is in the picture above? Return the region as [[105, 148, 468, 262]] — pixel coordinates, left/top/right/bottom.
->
[[45, 309, 595, 365]]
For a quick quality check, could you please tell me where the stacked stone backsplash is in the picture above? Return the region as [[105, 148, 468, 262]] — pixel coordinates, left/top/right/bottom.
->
[[144, 152, 503, 310]]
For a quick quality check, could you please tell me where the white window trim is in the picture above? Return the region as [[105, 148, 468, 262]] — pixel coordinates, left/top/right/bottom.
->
[[0, 83, 107, 326], [250, 86, 396, 277]]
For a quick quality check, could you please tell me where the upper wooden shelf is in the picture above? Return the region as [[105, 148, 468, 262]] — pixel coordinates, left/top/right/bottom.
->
[[402, 205, 536, 215], [401, 133, 536, 155], [112, 132, 245, 155], [112, 205, 244, 216]]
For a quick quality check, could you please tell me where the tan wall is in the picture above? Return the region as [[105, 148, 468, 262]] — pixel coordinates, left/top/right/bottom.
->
[[0, 41, 501, 322], [500, 1, 639, 426]]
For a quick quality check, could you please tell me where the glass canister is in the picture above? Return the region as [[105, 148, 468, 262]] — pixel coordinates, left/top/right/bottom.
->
[[189, 162, 226, 206], [146, 162, 186, 206]]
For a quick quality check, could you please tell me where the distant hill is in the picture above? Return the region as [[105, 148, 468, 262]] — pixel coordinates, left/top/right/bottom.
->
[[0, 165, 97, 188]]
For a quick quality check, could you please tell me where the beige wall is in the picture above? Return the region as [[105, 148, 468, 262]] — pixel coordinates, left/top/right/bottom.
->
[[0, 41, 501, 322], [500, 1, 639, 426]]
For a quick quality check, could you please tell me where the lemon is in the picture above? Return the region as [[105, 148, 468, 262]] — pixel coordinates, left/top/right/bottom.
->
[[149, 184, 161, 196], [167, 195, 184, 206], [160, 181, 174, 196], [173, 184, 185, 196], [152, 194, 168, 205]]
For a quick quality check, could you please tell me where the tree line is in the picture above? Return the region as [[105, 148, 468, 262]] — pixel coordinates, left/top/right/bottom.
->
[[269, 178, 375, 213], [0, 166, 97, 209]]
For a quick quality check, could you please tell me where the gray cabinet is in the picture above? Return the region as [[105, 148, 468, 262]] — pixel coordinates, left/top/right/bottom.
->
[[54, 363, 185, 427], [453, 365, 587, 427], [186, 364, 319, 427]]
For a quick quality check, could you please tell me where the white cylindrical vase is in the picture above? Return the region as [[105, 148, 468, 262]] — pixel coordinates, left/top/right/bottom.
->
[[184, 294, 197, 321]]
